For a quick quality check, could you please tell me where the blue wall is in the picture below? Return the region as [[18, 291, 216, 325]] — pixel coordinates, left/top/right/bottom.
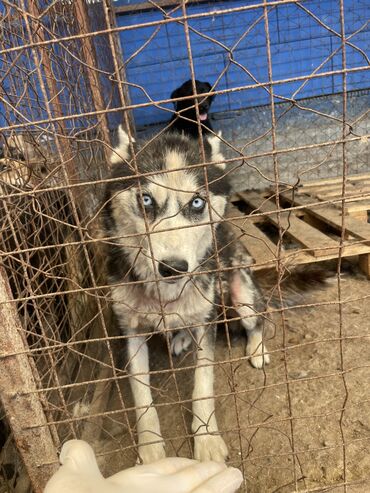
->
[[116, 0, 370, 127], [0, 1, 368, 130]]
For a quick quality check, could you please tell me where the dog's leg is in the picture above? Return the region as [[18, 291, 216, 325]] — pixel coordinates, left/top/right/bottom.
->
[[192, 326, 228, 462], [230, 270, 270, 369], [171, 329, 193, 356], [127, 335, 166, 463]]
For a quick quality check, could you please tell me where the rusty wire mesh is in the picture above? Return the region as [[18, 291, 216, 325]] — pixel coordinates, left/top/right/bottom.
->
[[0, 1, 369, 492]]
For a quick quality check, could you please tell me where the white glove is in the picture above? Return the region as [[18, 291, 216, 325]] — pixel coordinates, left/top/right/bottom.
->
[[109, 456, 243, 493], [44, 440, 242, 493]]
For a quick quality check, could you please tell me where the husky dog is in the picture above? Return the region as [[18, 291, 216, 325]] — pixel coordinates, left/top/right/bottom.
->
[[103, 126, 269, 464]]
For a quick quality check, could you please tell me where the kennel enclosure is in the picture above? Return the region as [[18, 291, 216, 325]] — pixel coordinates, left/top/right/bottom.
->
[[0, 1, 370, 492]]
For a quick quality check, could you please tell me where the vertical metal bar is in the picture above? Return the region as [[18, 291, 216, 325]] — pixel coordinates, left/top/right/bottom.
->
[[0, 267, 58, 493], [262, 1, 304, 489], [27, 2, 79, 187], [74, 0, 112, 147], [337, 1, 349, 490], [180, 0, 247, 481], [20, 0, 124, 458], [101, 0, 183, 459], [103, 1, 136, 136]]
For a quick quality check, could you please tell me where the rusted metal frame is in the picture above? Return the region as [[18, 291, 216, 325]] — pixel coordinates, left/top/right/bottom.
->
[[82, 2, 140, 452], [0, 11, 35, 129], [27, 2, 79, 187], [296, 4, 370, 65], [3, 291, 370, 377], [12, 1, 91, 463], [337, 1, 350, 490], [35, 432, 370, 488], [4, 11, 79, 445], [22, 0, 117, 466], [114, 0, 231, 15], [73, 0, 111, 147], [289, 21, 369, 113], [42, 0, 120, 448], [0, 131, 369, 202], [1, 63, 369, 132], [104, 0, 136, 136], [26, 1, 97, 434], [10, 359, 370, 432], [176, 0, 213, 457], [0, 0, 308, 56], [25, 406, 370, 470], [5, 336, 370, 404], [0, 267, 59, 493], [63, 0, 138, 455], [0, 196, 74, 441], [180, 0, 247, 475], [40, 435, 370, 473], [4, 181, 370, 270], [262, 1, 303, 489], [103, 0, 194, 461]]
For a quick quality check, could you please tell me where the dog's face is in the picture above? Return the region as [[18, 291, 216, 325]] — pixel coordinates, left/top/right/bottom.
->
[[106, 128, 228, 297], [171, 80, 214, 122]]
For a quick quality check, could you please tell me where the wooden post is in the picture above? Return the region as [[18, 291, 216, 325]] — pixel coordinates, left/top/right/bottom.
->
[[104, 0, 136, 137], [74, 0, 112, 147], [0, 267, 58, 492]]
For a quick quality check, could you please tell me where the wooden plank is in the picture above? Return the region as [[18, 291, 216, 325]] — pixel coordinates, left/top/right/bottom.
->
[[226, 206, 277, 267], [351, 181, 370, 192], [345, 200, 370, 213], [315, 185, 370, 200], [0, 267, 58, 492], [238, 191, 339, 257], [298, 183, 345, 195], [299, 173, 370, 189], [348, 210, 368, 222], [282, 191, 370, 241], [251, 242, 370, 270], [300, 182, 370, 198], [313, 196, 370, 211]]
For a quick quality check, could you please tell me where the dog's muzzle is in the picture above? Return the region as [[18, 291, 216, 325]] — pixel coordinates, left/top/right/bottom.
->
[[158, 258, 189, 281], [199, 105, 209, 121]]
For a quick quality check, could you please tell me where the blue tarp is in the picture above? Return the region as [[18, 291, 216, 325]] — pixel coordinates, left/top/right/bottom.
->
[[1, 0, 368, 130], [116, 0, 370, 126]]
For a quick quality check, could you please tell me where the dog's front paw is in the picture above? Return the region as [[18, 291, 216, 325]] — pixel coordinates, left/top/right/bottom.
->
[[137, 440, 166, 464], [194, 434, 229, 462], [171, 330, 192, 356], [246, 342, 270, 369]]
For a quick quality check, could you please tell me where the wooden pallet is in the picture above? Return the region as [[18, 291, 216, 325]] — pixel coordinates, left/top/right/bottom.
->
[[296, 173, 370, 221], [227, 174, 370, 277]]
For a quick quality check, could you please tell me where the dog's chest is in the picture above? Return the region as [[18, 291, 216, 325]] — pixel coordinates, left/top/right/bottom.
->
[[111, 279, 215, 332]]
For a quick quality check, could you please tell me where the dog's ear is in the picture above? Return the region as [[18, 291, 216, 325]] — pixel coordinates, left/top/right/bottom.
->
[[204, 82, 216, 102], [171, 87, 182, 108], [110, 124, 135, 164]]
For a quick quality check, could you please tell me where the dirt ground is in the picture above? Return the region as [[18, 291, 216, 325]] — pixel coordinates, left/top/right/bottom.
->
[[94, 266, 370, 493]]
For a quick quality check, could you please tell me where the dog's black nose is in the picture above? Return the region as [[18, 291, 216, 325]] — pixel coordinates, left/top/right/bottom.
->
[[158, 258, 189, 278]]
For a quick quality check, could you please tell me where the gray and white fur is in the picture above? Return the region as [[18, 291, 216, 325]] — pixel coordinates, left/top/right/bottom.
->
[[103, 126, 269, 464]]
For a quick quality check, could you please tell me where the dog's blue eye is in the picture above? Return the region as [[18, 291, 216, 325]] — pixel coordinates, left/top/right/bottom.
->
[[142, 194, 153, 207], [191, 197, 205, 210]]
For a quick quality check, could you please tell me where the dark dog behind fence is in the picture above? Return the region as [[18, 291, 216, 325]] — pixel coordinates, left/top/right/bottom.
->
[[0, 1, 369, 492]]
